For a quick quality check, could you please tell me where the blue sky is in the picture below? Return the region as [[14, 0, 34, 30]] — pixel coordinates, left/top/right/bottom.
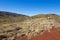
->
[[0, 0, 60, 16]]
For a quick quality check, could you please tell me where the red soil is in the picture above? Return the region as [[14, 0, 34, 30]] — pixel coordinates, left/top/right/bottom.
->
[[30, 27, 60, 40], [15, 27, 60, 40]]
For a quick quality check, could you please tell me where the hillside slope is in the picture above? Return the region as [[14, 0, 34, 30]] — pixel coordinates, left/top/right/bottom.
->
[[0, 12, 60, 40], [0, 11, 29, 24]]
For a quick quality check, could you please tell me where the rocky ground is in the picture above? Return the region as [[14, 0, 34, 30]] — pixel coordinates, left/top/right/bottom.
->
[[0, 16, 60, 40]]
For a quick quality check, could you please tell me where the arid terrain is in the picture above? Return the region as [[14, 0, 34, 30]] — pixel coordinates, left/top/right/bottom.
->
[[0, 11, 60, 40]]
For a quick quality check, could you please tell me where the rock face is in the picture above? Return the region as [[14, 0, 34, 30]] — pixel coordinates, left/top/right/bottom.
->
[[0, 13, 60, 40]]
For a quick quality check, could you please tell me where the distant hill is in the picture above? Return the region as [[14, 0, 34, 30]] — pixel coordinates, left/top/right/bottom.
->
[[0, 11, 28, 17], [31, 14, 59, 18], [0, 11, 29, 24], [31, 14, 60, 22]]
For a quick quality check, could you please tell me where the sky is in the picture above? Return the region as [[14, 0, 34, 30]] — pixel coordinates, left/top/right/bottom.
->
[[0, 0, 60, 16]]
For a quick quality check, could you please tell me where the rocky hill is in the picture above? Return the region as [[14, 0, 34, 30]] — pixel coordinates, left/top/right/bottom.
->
[[0, 11, 29, 24], [0, 12, 60, 40]]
